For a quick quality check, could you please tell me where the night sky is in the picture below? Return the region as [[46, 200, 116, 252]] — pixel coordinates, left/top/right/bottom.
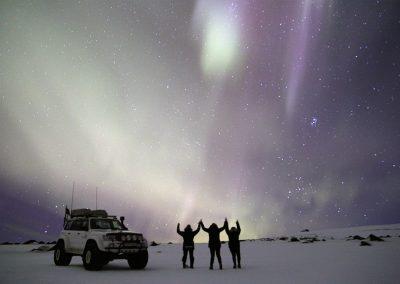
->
[[0, 0, 399, 243]]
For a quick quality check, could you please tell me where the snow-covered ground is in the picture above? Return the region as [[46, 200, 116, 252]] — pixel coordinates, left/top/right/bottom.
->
[[1, 223, 400, 284]]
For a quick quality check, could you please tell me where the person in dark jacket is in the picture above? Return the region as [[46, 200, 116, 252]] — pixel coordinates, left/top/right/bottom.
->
[[200, 219, 227, 270], [224, 219, 241, 268], [177, 221, 201, 268]]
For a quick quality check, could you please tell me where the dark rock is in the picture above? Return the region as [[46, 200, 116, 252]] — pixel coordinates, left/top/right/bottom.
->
[[279, 236, 288, 241], [322, 239, 326, 241], [360, 241, 371, 246], [150, 241, 159, 246], [368, 234, 384, 242], [301, 229, 309, 232], [23, 240, 38, 245], [352, 235, 365, 240], [384, 235, 391, 238], [47, 241, 56, 245], [1, 242, 12, 245], [38, 241, 45, 244], [290, 237, 299, 242], [167, 242, 173, 245], [259, 238, 274, 241]]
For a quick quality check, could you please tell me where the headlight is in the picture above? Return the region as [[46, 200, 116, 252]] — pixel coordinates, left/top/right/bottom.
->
[[126, 235, 132, 241], [132, 235, 137, 241], [121, 235, 126, 241]]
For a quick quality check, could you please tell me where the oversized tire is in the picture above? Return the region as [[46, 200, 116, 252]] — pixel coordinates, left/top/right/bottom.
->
[[127, 250, 148, 269], [82, 242, 104, 271], [54, 240, 72, 266]]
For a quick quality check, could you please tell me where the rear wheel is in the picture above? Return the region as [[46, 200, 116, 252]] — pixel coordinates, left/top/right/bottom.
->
[[54, 241, 72, 266], [127, 250, 148, 269], [82, 242, 104, 270]]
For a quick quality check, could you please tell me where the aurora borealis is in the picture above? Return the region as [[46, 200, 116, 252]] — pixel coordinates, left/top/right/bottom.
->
[[0, 0, 399, 243]]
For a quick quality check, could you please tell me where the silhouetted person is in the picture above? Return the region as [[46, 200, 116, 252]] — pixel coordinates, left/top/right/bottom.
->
[[200, 219, 227, 270], [177, 221, 201, 268], [225, 219, 241, 268]]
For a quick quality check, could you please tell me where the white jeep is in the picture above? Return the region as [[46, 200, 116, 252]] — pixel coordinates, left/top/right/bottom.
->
[[54, 209, 148, 270]]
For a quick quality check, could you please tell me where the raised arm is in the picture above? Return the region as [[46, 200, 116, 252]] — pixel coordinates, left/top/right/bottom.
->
[[236, 220, 241, 234], [177, 223, 183, 236], [224, 218, 229, 235], [200, 221, 209, 232], [193, 222, 201, 235], [219, 219, 227, 232]]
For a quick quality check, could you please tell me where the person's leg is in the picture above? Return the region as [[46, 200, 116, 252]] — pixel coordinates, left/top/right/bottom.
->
[[182, 248, 188, 268], [229, 246, 237, 268], [237, 245, 241, 268], [189, 248, 194, 268], [216, 246, 222, 269], [209, 247, 215, 269]]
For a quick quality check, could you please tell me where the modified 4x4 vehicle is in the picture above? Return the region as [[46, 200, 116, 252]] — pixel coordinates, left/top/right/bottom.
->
[[54, 208, 148, 270]]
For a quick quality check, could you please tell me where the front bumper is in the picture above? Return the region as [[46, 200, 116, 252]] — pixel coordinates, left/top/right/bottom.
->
[[103, 241, 147, 255]]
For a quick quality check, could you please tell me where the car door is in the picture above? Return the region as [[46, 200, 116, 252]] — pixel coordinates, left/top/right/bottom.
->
[[75, 219, 89, 254], [68, 220, 81, 253], [60, 220, 73, 252]]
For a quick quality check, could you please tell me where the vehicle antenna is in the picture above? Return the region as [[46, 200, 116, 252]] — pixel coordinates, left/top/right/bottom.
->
[[96, 187, 98, 210], [71, 181, 75, 212]]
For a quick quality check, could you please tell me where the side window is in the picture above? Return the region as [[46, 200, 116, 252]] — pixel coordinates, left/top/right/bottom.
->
[[70, 220, 88, 231], [64, 221, 73, 230], [81, 220, 88, 231], [70, 220, 80, 231]]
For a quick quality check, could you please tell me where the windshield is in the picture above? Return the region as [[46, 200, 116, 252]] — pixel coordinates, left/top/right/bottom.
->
[[90, 218, 124, 230]]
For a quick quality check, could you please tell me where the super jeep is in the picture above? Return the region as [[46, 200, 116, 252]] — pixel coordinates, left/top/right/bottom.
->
[[54, 209, 148, 270]]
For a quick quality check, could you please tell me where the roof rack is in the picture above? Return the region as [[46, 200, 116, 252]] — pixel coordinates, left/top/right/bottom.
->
[[71, 209, 108, 218]]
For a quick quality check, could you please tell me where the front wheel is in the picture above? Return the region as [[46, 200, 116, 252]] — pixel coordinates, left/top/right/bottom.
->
[[82, 243, 104, 271], [127, 250, 148, 269], [54, 241, 72, 266]]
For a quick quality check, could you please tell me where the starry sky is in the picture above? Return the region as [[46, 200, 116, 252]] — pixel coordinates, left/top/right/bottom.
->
[[0, 0, 399, 243]]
